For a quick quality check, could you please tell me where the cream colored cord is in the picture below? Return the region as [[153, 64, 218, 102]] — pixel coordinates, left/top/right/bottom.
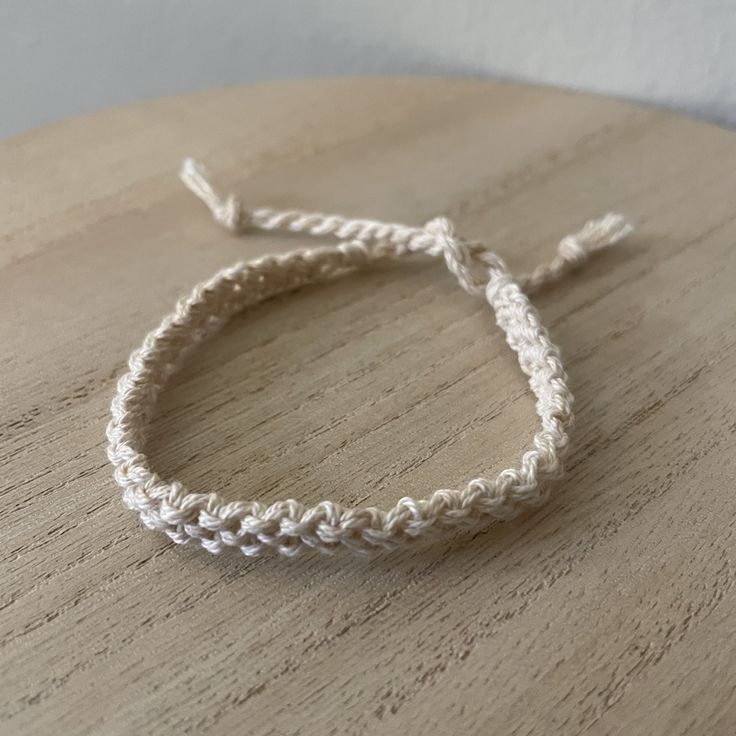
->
[[106, 159, 632, 557]]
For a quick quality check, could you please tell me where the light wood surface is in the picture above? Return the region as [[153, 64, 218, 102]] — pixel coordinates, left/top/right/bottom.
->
[[2, 78, 736, 736]]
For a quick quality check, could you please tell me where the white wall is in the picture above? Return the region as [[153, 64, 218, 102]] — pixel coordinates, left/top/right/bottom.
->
[[2, 0, 734, 138]]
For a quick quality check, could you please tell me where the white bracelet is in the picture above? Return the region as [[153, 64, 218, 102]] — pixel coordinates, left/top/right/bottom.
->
[[106, 159, 632, 557]]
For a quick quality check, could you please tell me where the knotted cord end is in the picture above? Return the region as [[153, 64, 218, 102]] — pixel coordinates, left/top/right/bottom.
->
[[557, 212, 633, 264], [180, 158, 246, 232]]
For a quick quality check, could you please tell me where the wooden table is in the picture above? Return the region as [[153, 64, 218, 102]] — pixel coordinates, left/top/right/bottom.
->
[[2, 78, 735, 735]]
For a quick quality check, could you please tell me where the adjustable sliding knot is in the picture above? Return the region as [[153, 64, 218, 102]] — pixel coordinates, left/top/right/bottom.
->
[[423, 216, 498, 296]]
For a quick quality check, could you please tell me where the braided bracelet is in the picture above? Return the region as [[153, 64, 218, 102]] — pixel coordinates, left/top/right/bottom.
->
[[107, 159, 632, 557]]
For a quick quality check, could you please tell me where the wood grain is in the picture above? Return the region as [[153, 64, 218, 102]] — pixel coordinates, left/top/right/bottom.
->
[[2, 77, 736, 735]]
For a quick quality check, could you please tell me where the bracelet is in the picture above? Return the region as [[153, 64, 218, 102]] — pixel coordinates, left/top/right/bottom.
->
[[107, 159, 632, 557]]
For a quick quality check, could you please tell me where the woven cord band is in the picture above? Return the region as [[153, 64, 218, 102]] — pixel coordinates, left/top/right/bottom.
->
[[106, 159, 632, 556]]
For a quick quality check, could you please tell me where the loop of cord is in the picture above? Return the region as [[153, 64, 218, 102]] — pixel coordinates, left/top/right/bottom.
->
[[106, 159, 633, 557]]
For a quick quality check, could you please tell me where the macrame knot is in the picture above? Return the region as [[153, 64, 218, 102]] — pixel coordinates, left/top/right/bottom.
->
[[423, 216, 491, 295]]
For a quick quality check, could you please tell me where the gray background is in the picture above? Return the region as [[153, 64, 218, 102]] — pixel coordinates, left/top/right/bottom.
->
[[2, 0, 734, 139]]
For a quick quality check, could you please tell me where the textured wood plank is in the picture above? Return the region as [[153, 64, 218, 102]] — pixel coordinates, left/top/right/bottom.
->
[[2, 77, 736, 735]]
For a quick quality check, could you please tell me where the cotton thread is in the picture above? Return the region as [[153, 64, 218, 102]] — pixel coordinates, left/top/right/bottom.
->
[[106, 159, 632, 557]]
